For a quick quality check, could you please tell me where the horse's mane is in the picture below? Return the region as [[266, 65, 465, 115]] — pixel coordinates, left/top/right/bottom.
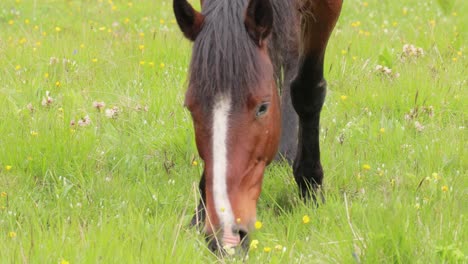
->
[[188, 0, 298, 112]]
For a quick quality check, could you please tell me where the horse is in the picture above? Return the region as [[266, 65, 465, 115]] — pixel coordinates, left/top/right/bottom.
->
[[173, 0, 342, 251]]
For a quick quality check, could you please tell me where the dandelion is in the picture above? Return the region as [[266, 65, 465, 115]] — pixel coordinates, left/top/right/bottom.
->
[[264, 247, 272, 253], [60, 259, 69, 264], [140, 61, 146, 65], [402, 44, 424, 59], [92, 101, 106, 111], [160, 63, 165, 68], [92, 58, 98, 63], [42, 91, 54, 107], [77, 115, 91, 127], [250, 239, 259, 249], [55, 81, 61, 87], [362, 164, 371, 170], [105, 106, 120, 119], [341, 49, 347, 55], [24, 19, 30, 24], [414, 121, 425, 132], [351, 21, 361, 27], [192, 160, 198, 166], [375, 64, 399, 79], [55, 26, 61, 32], [8, 20, 14, 25], [138, 44, 145, 51], [15, 65, 21, 71], [379, 128, 385, 134], [27, 103, 35, 113], [160, 19, 165, 24], [441, 185, 449, 192], [30, 131, 39, 136], [8, 231, 17, 238], [255, 220, 262, 230], [50, 57, 60, 65], [302, 215, 310, 224], [5, 165, 12, 171], [223, 245, 236, 256], [1, 192, 7, 197]]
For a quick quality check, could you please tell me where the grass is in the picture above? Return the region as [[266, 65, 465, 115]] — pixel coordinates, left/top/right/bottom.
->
[[0, 0, 466, 263]]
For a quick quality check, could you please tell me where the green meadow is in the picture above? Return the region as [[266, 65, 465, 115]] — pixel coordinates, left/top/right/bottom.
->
[[0, 0, 466, 263]]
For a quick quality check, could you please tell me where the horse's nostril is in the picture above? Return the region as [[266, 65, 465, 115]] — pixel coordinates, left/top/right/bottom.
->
[[239, 229, 249, 250]]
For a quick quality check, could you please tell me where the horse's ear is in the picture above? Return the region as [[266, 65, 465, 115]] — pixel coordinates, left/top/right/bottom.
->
[[244, 0, 273, 47], [173, 0, 205, 41]]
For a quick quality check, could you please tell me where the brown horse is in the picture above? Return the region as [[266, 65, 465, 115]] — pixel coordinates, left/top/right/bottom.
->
[[173, 0, 342, 251]]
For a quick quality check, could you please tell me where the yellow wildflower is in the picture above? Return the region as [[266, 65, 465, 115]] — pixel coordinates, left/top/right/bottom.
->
[[254, 221, 262, 229], [264, 247, 272, 253], [441, 185, 448, 192], [160, 63, 165, 69], [0, 192, 7, 197], [191, 160, 198, 166], [8, 231, 17, 238], [30, 131, 39, 136], [60, 259, 69, 264], [302, 215, 310, 224], [5, 165, 12, 171], [55, 26, 61, 32], [55, 81, 61, 87], [362, 164, 371, 170], [138, 44, 145, 51], [379, 128, 385, 134], [92, 58, 98, 63], [340, 95, 348, 101], [250, 239, 259, 249]]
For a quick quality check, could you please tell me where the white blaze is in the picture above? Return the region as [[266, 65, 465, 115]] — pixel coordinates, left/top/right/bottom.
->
[[212, 96, 235, 233]]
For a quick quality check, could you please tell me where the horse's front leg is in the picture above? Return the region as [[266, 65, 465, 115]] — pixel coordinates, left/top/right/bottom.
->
[[291, 0, 342, 202]]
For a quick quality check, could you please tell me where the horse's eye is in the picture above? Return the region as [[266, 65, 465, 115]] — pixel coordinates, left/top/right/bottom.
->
[[256, 102, 269, 117]]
